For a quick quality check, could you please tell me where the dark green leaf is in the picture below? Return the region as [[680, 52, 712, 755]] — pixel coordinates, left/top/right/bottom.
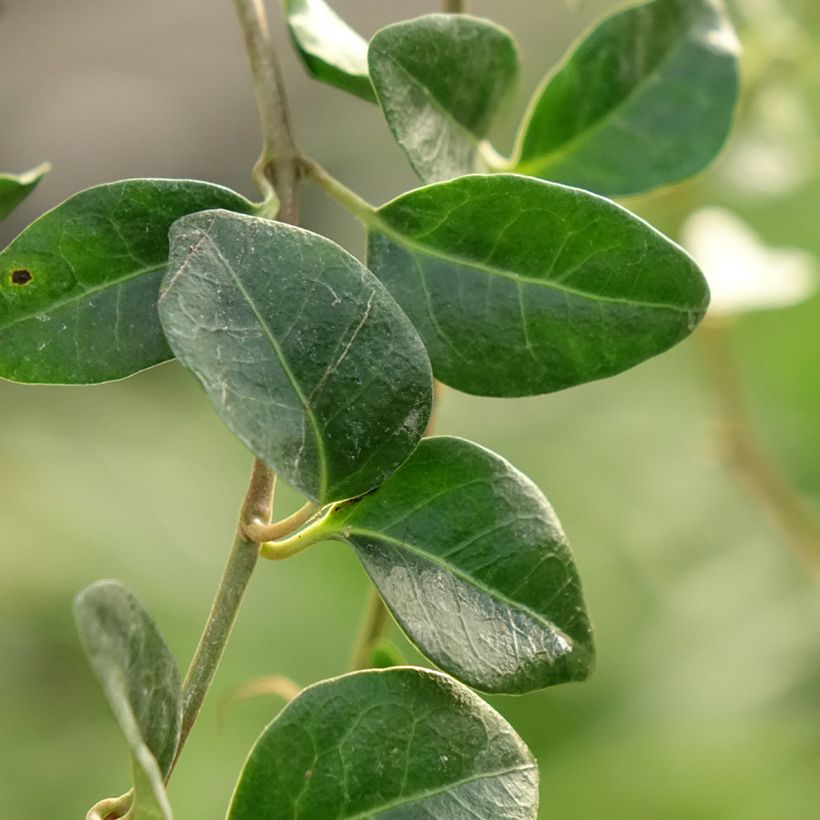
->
[[158, 210, 432, 504], [367, 173, 709, 397], [0, 162, 50, 221], [319, 437, 594, 694], [228, 667, 538, 819], [369, 14, 518, 183], [74, 581, 180, 819], [513, 0, 740, 195], [282, 0, 376, 102], [0, 179, 254, 384]]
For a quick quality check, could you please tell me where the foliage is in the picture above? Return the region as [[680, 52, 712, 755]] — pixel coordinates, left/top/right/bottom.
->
[[0, 1, 743, 817]]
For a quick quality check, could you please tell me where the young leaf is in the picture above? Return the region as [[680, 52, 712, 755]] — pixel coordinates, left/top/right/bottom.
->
[[0, 179, 254, 385], [513, 0, 740, 196], [74, 580, 181, 819], [318, 437, 594, 694], [0, 162, 50, 221], [158, 210, 432, 505], [282, 0, 375, 102], [367, 173, 709, 397], [228, 667, 538, 819], [369, 14, 518, 183]]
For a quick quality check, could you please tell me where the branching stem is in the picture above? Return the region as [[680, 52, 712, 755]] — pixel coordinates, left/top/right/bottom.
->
[[169, 0, 307, 777], [171, 461, 275, 774], [233, 0, 300, 223]]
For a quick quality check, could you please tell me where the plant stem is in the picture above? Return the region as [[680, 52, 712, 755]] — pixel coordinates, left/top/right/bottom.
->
[[443, 0, 467, 12], [233, 0, 300, 223], [349, 588, 391, 670], [243, 499, 317, 542], [171, 461, 275, 772], [699, 320, 820, 579], [301, 156, 378, 226], [170, 0, 306, 774]]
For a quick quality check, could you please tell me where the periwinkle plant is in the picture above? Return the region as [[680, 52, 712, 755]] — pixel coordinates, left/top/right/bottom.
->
[[0, 1, 739, 817]]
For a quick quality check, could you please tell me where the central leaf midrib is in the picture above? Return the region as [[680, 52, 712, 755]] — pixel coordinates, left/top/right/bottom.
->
[[0, 261, 165, 333], [516, 6, 697, 175], [342, 762, 536, 819], [345, 527, 570, 640], [210, 241, 329, 499], [373, 213, 698, 313]]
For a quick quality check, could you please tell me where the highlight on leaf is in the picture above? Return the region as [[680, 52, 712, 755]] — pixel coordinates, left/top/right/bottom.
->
[[228, 667, 539, 820], [513, 0, 740, 196], [367, 173, 710, 397], [282, 0, 375, 102], [0, 162, 50, 221], [158, 209, 433, 504], [316, 436, 595, 694], [369, 13, 519, 183], [0, 178, 255, 385]]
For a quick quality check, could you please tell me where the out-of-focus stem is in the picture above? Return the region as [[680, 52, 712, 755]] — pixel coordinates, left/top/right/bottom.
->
[[699, 320, 820, 579]]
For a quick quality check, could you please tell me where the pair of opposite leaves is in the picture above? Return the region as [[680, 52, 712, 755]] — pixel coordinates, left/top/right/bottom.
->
[[284, 0, 739, 193], [76, 582, 540, 820]]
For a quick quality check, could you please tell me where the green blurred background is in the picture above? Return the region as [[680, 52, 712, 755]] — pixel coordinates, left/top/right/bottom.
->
[[2, 0, 819, 817]]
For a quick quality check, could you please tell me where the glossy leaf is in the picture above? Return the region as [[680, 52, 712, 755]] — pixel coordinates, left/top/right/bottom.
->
[[514, 0, 740, 195], [318, 437, 594, 694], [159, 210, 432, 504], [228, 667, 538, 819], [0, 179, 254, 384], [369, 14, 518, 183], [0, 162, 49, 220], [368, 173, 709, 397], [282, 0, 375, 102], [74, 581, 180, 819]]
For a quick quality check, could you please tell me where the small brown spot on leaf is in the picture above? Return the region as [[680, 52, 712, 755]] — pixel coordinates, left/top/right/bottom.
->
[[11, 269, 32, 285]]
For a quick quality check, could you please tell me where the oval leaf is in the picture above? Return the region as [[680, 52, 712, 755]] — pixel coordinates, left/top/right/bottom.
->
[[514, 0, 740, 195], [283, 0, 375, 102], [319, 437, 594, 694], [0, 162, 50, 221], [74, 581, 180, 820], [228, 667, 538, 820], [369, 14, 518, 183], [0, 179, 254, 384], [367, 173, 709, 397], [158, 210, 432, 504]]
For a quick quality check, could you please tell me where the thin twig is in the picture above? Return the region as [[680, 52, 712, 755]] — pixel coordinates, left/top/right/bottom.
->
[[233, 0, 300, 223], [443, 0, 467, 12], [170, 461, 275, 774], [169, 0, 306, 776], [349, 587, 391, 670], [699, 320, 820, 579]]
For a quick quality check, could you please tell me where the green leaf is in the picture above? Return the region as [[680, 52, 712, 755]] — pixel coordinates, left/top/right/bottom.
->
[[158, 210, 432, 504], [282, 0, 376, 102], [0, 162, 50, 221], [228, 667, 538, 819], [318, 437, 594, 694], [74, 580, 180, 820], [0, 178, 254, 384], [369, 14, 518, 183], [370, 639, 405, 669], [367, 173, 709, 397], [513, 0, 740, 195]]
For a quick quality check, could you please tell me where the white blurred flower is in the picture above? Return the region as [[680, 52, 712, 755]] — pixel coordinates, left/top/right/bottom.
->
[[681, 207, 818, 317], [718, 85, 815, 198]]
